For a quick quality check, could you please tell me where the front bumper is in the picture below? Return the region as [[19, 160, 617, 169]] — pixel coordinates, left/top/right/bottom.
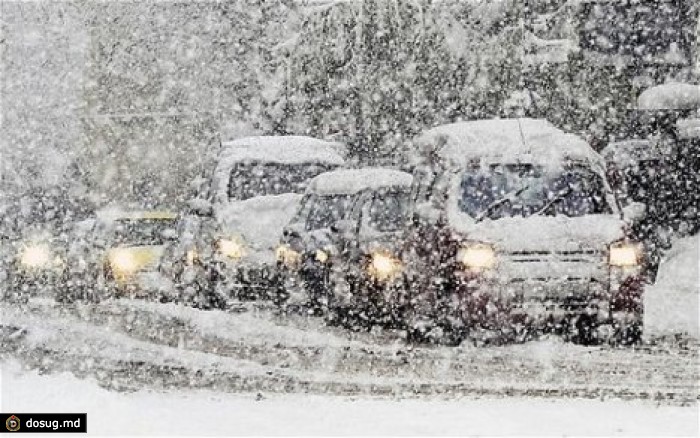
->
[[276, 255, 333, 307], [209, 259, 281, 300], [329, 267, 410, 326], [6, 267, 64, 298], [105, 270, 171, 297], [415, 267, 645, 331]]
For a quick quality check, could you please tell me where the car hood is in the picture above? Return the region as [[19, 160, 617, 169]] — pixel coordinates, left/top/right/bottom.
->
[[216, 194, 303, 260], [447, 212, 626, 252]]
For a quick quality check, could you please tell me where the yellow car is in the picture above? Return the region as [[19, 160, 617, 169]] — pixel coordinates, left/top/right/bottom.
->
[[97, 211, 179, 297]]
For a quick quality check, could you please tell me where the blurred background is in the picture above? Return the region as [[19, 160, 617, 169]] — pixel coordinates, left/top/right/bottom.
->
[[1, 0, 698, 214]]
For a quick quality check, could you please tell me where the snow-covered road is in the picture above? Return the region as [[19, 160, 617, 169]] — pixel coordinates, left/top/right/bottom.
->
[[2, 359, 697, 436], [2, 298, 697, 400]]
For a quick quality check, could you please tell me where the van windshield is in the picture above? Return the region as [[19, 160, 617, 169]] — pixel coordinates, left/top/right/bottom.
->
[[228, 162, 335, 201], [458, 164, 611, 220]]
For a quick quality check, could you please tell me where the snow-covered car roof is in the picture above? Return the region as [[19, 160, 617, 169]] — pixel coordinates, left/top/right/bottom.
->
[[218, 136, 346, 166], [306, 168, 413, 196], [415, 118, 602, 168], [600, 139, 661, 166], [637, 83, 700, 111], [96, 209, 178, 223]]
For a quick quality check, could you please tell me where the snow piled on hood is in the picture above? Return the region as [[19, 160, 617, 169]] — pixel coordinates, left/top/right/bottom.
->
[[637, 83, 700, 111], [415, 118, 602, 170], [216, 193, 302, 255], [219, 136, 346, 166], [307, 168, 413, 196], [644, 236, 699, 340], [447, 210, 626, 252]]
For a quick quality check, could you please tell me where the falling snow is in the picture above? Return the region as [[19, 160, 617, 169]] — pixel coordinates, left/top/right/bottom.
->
[[1, 0, 698, 435]]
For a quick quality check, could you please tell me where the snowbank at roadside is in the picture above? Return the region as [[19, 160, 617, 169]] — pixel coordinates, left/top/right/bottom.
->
[[1, 360, 697, 436], [644, 236, 699, 340]]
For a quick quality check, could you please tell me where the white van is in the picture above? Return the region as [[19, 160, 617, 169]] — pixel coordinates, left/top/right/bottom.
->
[[401, 118, 647, 345]]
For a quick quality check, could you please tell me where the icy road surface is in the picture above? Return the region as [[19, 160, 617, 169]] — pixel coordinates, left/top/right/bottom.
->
[[3, 360, 698, 436], [1, 297, 697, 403], [1, 297, 698, 434]]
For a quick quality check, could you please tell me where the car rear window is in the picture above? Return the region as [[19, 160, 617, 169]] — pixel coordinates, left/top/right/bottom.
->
[[228, 162, 335, 201]]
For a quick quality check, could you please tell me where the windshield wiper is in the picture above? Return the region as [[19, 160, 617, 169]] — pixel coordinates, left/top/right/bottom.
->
[[476, 185, 530, 223], [534, 187, 574, 217]]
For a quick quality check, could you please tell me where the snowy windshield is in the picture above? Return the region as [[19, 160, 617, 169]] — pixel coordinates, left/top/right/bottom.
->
[[228, 162, 335, 201], [303, 194, 353, 231], [366, 190, 410, 232], [458, 164, 611, 220], [111, 219, 177, 246]]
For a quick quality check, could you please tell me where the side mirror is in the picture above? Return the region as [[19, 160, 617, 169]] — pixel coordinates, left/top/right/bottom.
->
[[414, 202, 442, 225], [330, 219, 356, 237], [187, 198, 214, 217], [282, 224, 302, 240], [622, 201, 646, 222]]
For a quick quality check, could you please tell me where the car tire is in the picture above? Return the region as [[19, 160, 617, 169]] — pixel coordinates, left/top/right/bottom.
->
[[611, 316, 643, 346], [568, 314, 600, 346]]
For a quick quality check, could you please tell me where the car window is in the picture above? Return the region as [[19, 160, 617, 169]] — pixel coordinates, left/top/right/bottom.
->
[[228, 162, 335, 201], [367, 189, 410, 232], [305, 194, 353, 231]]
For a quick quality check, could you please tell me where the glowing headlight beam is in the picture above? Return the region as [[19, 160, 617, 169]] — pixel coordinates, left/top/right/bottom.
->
[[186, 248, 199, 265], [218, 238, 245, 260], [367, 251, 403, 282], [110, 249, 138, 274], [457, 244, 496, 270], [609, 243, 642, 267], [315, 249, 329, 264], [276, 244, 301, 268], [19, 244, 52, 269]]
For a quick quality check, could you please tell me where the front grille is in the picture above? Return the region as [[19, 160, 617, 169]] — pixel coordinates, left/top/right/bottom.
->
[[499, 249, 607, 284], [508, 249, 600, 256]]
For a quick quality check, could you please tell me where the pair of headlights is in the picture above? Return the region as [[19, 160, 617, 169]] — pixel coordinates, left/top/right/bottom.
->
[[276, 245, 329, 268], [277, 245, 403, 283], [455, 242, 643, 270]]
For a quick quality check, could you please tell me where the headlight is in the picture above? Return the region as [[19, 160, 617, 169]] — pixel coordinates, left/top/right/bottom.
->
[[367, 251, 403, 282], [315, 249, 329, 264], [609, 242, 642, 267], [457, 244, 496, 270], [19, 243, 52, 269], [186, 248, 199, 265], [109, 249, 138, 274], [218, 238, 245, 260], [276, 244, 301, 268]]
